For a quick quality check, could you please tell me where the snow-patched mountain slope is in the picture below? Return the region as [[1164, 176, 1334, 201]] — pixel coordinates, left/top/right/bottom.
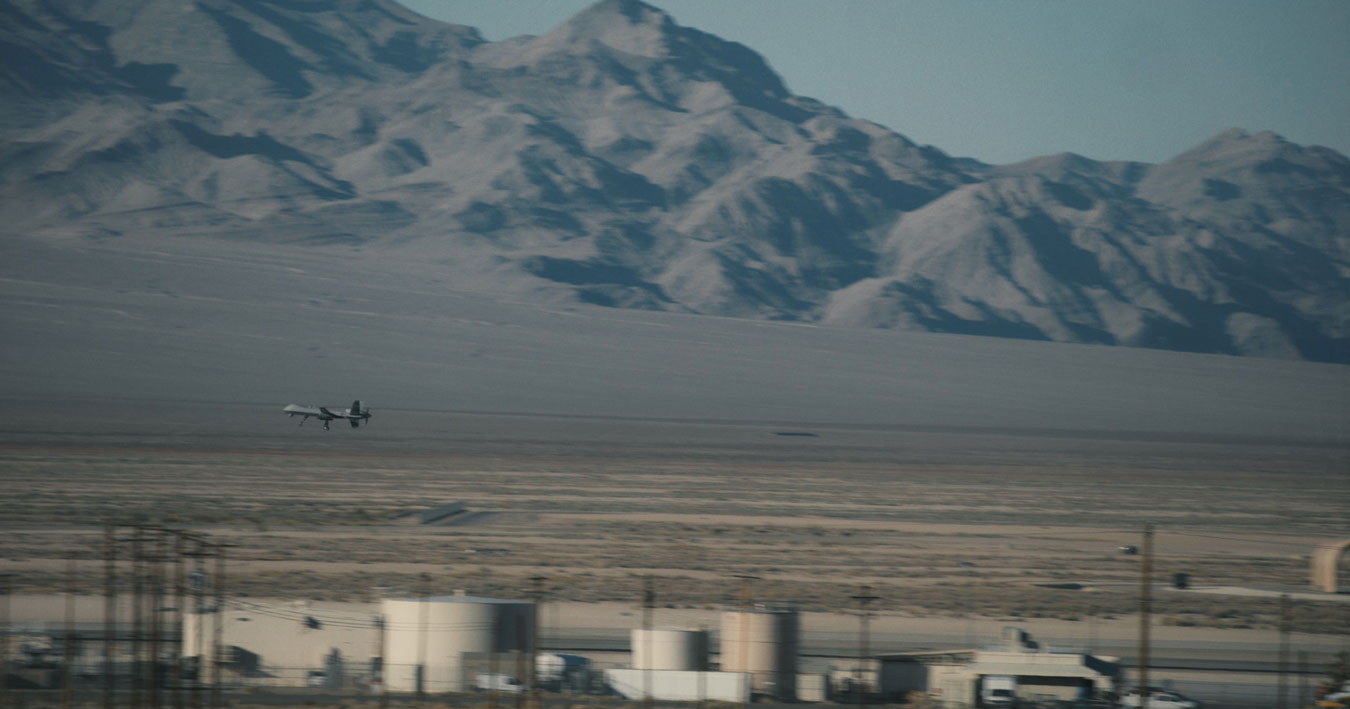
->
[[1, 0, 1347, 362]]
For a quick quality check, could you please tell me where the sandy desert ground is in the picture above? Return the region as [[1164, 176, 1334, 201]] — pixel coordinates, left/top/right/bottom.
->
[[2, 400, 1346, 634], [2, 395, 1348, 709]]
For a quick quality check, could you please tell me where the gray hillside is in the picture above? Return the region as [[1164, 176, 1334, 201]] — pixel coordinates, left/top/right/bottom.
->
[[2, 0, 1347, 362]]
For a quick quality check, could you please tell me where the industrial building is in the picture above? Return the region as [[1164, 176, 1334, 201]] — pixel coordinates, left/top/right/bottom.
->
[[183, 592, 534, 693], [610, 626, 744, 702], [877, 627, 1120, 706], [174, 596, 839, 702]]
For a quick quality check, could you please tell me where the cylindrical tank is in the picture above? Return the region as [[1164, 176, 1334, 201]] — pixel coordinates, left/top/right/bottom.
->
[[631, 627, 708, 670], [382, 594, 534, 693], [720, 607, 798, 699]]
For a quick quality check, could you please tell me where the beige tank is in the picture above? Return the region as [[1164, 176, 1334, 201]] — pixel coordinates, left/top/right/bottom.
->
[[631, 627, 708, 670], [719, 606, 798, 699], [381, 593, 533, 693]]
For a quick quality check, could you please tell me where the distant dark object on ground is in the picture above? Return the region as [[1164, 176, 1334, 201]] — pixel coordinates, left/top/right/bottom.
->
[[1119, 545, 1139, 555]]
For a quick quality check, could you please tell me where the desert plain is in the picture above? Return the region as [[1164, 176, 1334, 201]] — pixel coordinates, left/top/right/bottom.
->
[[2, 397, 1348, 707], [2, 240, 1348, 707]]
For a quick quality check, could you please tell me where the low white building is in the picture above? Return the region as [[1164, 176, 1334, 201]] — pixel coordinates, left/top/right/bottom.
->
[[604, 668, 749, 703], [878, 628, 1120, 707]]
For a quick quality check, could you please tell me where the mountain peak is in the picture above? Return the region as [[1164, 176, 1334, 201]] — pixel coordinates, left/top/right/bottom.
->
[[1213, 127, 1289, 145], [548, 0, 676, 58], [1177, 127, 1291, 161], [1196, 127, 1283, 144], [588, 0, 667, 22]]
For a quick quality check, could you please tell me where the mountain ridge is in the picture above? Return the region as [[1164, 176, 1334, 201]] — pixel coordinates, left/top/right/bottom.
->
[[2, 0, 1347, 362]]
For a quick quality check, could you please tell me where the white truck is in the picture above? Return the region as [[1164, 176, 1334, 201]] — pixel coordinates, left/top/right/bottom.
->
[[474, 673, 523, 693], [980, 675, 1017, 707]]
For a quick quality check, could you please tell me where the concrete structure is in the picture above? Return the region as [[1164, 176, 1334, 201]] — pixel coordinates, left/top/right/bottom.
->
[[877, 629, 1119, 706], [183, 601, 378, 686], [796, 672, 830, 702], [719, 605, 798, 699], [631, 627, 708, 671], [381, 593, 533, 693], [1311, 540, 1350, 592], [605, 668, 748, 702]]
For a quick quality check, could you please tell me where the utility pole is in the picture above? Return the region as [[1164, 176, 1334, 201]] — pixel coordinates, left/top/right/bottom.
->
[[148, 534, 163, 709], [2, 573, 13, 709], [528, 576, 546, 709], [131, 527, 143, 709], [375, 613, 388, 709], [1277, 594, 1291, 709], [104, 524, 117, 709], [185, 541, 208, 709], [417, 574, 430, 703], [171, 534, 185, 709], [488, 614, 500, 709], [1137, 523, 1154, 700], [850, 587, 880, 709], [1298, 650, 1310, 709], [210, 545, 225, 709], [697, 622, 708, 709], [731, 575, 757, 706], [63, 554, 77, 709], [1087, 606, 1098, 656], [642, 577, 655, 709], [514, 623, 526, 709]]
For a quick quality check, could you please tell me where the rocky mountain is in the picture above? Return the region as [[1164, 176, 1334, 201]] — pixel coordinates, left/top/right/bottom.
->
[[2, 0, 1348, 362]]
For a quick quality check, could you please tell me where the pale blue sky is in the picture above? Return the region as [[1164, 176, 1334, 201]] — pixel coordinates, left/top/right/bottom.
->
[[401, 0, 1349, 165]]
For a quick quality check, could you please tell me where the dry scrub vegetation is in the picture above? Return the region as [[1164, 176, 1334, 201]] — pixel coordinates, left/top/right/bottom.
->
[[2, 427, 1345, 634]]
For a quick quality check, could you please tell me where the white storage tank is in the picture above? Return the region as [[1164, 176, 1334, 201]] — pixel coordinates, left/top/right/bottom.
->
[[382, 593, 533, 693], [631, 627, 708, 671], [720, 606, 799, 699]]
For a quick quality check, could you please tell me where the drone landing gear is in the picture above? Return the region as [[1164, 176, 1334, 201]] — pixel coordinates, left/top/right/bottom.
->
[[322, 421, 330, 431]]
